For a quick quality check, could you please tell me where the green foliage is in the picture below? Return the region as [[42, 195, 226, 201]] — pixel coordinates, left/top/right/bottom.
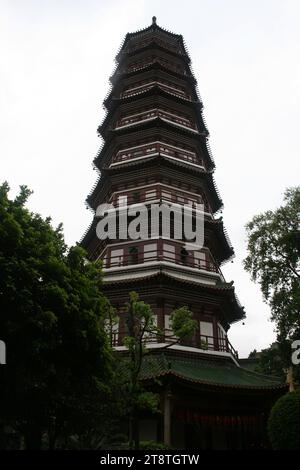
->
[[249, 343, 300, 383], [268, 391, 300, 449], [244, 187, 300, 358], [136, 392, 160, 413], [169, 306, 197, 340], [0, 182, 117, 448], [122, 292, 197, 449]]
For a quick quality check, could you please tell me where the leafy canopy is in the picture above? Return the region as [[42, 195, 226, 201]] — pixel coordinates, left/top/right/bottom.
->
[[0, 182, 115, 448], [244, 187, 300, 344]]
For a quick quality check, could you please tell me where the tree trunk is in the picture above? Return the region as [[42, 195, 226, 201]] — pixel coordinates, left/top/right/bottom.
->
[[24, 423, 42, 449]]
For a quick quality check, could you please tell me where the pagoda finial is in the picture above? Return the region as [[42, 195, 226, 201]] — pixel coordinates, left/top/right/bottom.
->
[[152, 16, 157, 25]]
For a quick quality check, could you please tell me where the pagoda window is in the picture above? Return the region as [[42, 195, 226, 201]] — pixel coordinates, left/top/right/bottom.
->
[[161, 190, 172, 202], [103, 253, 107, 268], [163, 243, 175, 261], [180, 246, 189, 265], [116, 108, 195, 132], [144, 243, 157, 261], [145, 189, 157, 201], [128, 246, 139, 265], [176, 195, 185, 204], [132, 191, 141, 203], [143, 314, 157, 340], [199, 321, 214, 349], [194, 251, 207, 269], [165, 314, 178, 340], [217, 324, 227, 352], [110, 248, 124, 267]]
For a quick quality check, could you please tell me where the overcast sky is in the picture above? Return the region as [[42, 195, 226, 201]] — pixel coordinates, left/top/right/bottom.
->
[[1, 0, 299, 357]]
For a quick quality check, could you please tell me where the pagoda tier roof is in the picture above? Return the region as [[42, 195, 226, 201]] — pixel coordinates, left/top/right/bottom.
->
[[109, 60, 197, 87], [103, 66, 203, 109], [99, 113, 207, 145], [80, 213, 233, 265], [87, 163, 222, 215], [103, 84, 204, 126], [116, 40, 191, 67], [100, 270, 245, 325], [87, 157, 222, 213], [115, 19, 191, 64], [138, 351, 287, 391], [94, 122, 215, 171]]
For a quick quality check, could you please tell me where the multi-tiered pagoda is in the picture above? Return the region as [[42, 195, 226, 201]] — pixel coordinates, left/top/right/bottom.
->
[[81, 18, 286, 449]]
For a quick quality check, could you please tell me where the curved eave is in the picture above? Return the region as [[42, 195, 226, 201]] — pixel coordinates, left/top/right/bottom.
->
[[104, 83, 203, 118], [80, 217, 97, 249], [110, 60, 197, 87], [104, 155, 222, 210], [88, 153, 222, 212], [99, 115, 207, 148], [141, 364, 287, 392], [94, 124, 215, 172], [101, 271, 245, 323], [101, 88, 206, 138], [205, 218, 234, 264]]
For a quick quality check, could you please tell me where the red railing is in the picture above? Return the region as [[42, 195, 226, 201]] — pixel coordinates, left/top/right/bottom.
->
[[116, 109, 197, 130], [112, 141, 204, 167], [105, 248, 218, 273], [111, 191, 210, 213], [110, 330, 238, 359], [122, 81, 190, 100]]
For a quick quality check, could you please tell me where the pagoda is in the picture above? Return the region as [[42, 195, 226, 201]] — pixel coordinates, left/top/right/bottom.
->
[[81, 18, 287, 449]]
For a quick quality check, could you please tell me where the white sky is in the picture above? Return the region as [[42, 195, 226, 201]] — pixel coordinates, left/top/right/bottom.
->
[[1, 0, 299, 357]]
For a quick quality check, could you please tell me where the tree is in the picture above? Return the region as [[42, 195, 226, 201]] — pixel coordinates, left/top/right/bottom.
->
[[244, 187, 300, 371], [248, 345, 286, 379], [268, 391, 300, 449], [123, 292, 197, 450], [0, 182, 116, 449]]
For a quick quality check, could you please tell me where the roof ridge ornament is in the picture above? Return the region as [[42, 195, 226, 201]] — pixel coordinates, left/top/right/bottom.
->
[[152, 16, 157, 25]]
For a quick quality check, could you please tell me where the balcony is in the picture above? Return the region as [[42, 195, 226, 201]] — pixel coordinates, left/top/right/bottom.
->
[[112, 141, 203, 167], [105, 248, 219, 274], [111, 330, 238, 360], [122, 81, 190, 100], [110, 191, 211, 215], [115, 109, 197, 132]]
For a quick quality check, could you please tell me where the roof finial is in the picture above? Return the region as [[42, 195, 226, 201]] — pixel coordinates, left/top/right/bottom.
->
[[152, 16, 157, 25]]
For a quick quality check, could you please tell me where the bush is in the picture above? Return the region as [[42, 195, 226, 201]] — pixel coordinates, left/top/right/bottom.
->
[[268, 391, 300, 449]]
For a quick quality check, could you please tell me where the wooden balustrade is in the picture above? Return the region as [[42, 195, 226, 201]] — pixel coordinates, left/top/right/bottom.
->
[[113, 141, 203, 167], [116, 109, 197, 130], [110, 330, 238, 359], [106, 248, 218, 273]]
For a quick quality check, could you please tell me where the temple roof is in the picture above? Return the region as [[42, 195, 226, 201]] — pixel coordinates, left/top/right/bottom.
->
[[139, 352, 287, 391]]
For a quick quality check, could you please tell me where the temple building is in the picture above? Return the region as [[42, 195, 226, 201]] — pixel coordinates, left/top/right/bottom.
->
[[81, 18, 287, 449]]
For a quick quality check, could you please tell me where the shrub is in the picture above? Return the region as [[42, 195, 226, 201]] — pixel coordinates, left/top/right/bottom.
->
[[268, 391, 300, 449]]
